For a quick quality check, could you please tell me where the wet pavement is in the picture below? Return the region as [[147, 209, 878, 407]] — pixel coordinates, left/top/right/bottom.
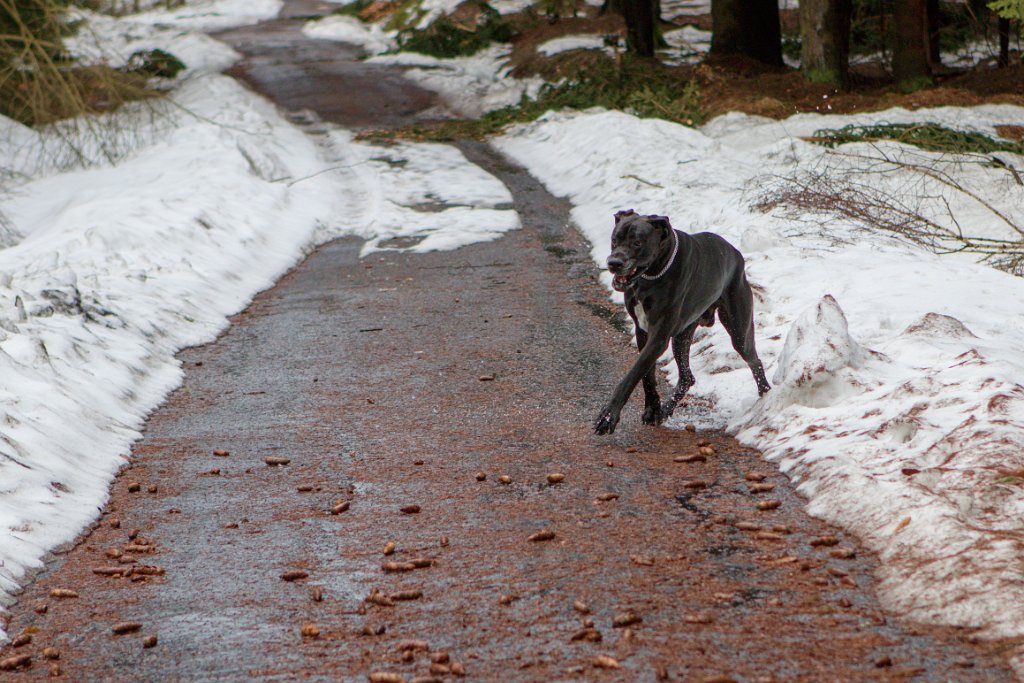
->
[[0, 2, 1016, 681]]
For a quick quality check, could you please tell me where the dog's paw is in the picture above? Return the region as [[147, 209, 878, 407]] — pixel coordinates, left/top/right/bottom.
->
[[642, 403, 664, 425], [594, 408, 619, 435], [659, 399, 677, 420]]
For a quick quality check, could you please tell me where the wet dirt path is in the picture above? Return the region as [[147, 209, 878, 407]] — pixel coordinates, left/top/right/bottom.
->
[[0, 3, 1016, 681]]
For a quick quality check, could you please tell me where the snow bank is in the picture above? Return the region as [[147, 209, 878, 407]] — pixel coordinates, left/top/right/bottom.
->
[[301, 14, 396, 53], [0, 7, 517, 639], [494, 105, 1024, 663]]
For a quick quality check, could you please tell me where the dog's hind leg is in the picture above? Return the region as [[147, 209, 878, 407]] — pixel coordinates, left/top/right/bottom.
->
[[660, 322, 698, 419], [636, 328, 664, 425], [717, 272, 771, 396]]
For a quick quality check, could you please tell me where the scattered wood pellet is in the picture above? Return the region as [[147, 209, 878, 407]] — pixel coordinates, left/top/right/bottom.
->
[[765, 555, 800, 566], [683, 480, 707, 489], [734, 521, 760, 531], [127, 482, 141, 493], [110, 518, 121, 529], [382, 562, 416, 573], [547, 472, 565, 484], [368, 672, 405, 683], [133, 565, 165, 576], [411, 677, 443, 683], [698, 446, 715, 457], [92, 567, 128, 577], [124, 544, 154, 554], [498, 475, 512, 485], [223, 522, 239, 529], [147, 485, 158, 494], [0, 654, 31, 671], [748, 483, 775, 493], [128, 529, 140, 540], [685, 424, 696, 432], [674, 453, 706, 463], [413, 460, 424, 466], [143, 635, 158, 648], [809, 535, 839, 547], [756, 500, 781, 511], [697, 439, 711, 447], [439, 536, 449, 547], [745, 472, 767, 482], [875, 656, 893, 668], [702, 675, 737, 683], [755, 531, 783, 541], [112, 622, 143, 635], [479, 374, 495, 381], [367, 590, 395, 607], [475, 472, 486, 481], [683, 612, 714, 624], [841, 575, 857, 587], [838, 597, 853, 608], [213, 449, 229, 457], [410, 558, 434, 568], [265, 456, 291, 466], [828, 567, 849, 577], [630, 555, 655, 566], [200, 468, 221, 476], [625, 446, 639, 453], [831, 547, 856, 559], [383, 542, 396, 555], [281, 570, 309, 582], [105, 548, 123, 559], [895, 517, 911, 532], [396, 639, 429, 652], [301, 623, 320, 639], [613, 611, 642, 628], [528, 529, 556, 542], [392, 590, 423, 601], [498, 594, 517, 605], [573, 600, 589, 614], [49, 664, 62, 678], [570, 628, 602, 642], [772, 525, 791, 534], [41, 648, 59, 660], [34, 603, 48, 615], [400, 505, 421, 514], [311, 586, 323, 602], [449, 662, 466, 676], [592, 655, 620, 669], [297, 485, 315, 492], [596, 493, 619, 502], [430, 652, 449, 664], [11, 634, 31, 648], [429, 663, 450, 675], [50, 588, 78, 599]]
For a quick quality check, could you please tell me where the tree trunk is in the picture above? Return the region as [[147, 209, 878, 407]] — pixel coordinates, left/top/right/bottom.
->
[[926, 0, 941, 66], [998, 16, 1010, 68], [710, 0, 783, 66], [622, 0, 656, 57], [891, 0, 931, 89], [799, 0, 852, 88]]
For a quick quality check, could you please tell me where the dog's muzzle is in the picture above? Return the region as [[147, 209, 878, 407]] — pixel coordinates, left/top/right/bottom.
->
[[607, 256, 638, 292]]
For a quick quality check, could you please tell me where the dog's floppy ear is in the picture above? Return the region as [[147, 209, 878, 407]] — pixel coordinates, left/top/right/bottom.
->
[[613, 209, 636, 225], [647, 215, 673, 235]]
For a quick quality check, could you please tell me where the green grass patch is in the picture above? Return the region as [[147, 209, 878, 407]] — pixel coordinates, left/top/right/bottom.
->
[[808, 122, 1024, 155], [365, 54, 703, 142], [395, 3, 513, 58]]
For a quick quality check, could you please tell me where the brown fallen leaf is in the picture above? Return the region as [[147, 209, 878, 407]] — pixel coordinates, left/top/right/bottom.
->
[[895, 516, 912, 532]]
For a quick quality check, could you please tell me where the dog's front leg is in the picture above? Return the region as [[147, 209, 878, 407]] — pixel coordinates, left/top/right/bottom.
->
[[635, 328, 663, 425], [595, 327, 672, 435]]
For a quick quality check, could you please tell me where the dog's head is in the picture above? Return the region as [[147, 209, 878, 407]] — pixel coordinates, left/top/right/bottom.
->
[[607, 210, 674, 292]]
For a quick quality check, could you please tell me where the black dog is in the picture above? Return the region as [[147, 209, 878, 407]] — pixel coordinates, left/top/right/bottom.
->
[[594, 210, 770, 435]]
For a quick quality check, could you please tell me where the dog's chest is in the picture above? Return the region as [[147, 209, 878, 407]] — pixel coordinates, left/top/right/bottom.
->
[[633, 300, 648, 331]]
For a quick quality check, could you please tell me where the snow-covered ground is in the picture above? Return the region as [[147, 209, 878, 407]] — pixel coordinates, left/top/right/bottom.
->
[[0, 0, 515, 640]]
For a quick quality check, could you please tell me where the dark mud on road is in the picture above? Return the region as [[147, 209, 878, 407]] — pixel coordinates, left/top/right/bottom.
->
[[0, 3, 1016, 681]]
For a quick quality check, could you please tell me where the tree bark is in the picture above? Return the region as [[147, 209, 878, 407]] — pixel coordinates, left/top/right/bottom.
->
[[891, 0, 931, 89], [926, 0, 941, 66], [799, 0, 852, 88], [998, 16, 1010, 68], [622, 0, 656, 57], [710, 0, 783, 66]]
